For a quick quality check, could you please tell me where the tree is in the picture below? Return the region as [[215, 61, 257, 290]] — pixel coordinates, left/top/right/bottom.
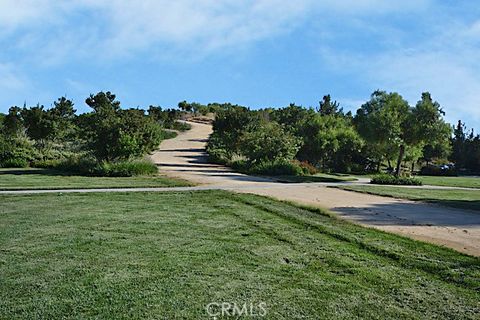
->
[[211, 106, 259, 157], [49, 97, 76, 140], [20, 104, 55, 146], [271, 103, 315, 135], [3, 106, 23, 136], [451, 120, 466, 168], [297, 113, 363, 171], [79, 92, 163, 161], [317, 95, 342, 116], [355, 91, 451, 175], [239, 121, 301, 163], [465, 133, 480, 172], [354, 91, 409, 174], [178, 100, 192, 112], [422, 142, 451, 166]]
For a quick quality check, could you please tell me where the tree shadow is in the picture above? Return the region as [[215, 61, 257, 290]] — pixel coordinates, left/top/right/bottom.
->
[[0, 168, 68, 176], [332, 202, 480, 227]]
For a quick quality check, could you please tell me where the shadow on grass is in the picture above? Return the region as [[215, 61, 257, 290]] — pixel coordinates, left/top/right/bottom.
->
[[0, 168, 70, 176]]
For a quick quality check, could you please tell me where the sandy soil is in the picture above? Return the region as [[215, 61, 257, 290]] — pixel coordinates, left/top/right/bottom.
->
[[150, 121, 480, 256]]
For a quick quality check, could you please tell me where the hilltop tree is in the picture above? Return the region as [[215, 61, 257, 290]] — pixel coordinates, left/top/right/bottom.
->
[[318, 95, 342, 116]]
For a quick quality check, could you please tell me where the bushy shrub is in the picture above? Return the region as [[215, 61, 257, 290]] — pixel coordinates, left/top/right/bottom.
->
[[94, 160, 158, 177], [230, 159, 248, 172], [50, 156, 97, 174], [207, 148, 229, 165], [162, 130, 178, 140], [206, 134, 230, 164], [248, 160, 304, 176], [239, 122, 301, 163], [0, 136, 35, 168], [38, 156, 158, 177], [420, 165, 457, 176], [371, 174, 422, 186], [31, 159, 62, 168], [171, 121, 191, 131], [78, 92, 164, 161], [1, 158, 29, 168], [294, 160, 318, 175]]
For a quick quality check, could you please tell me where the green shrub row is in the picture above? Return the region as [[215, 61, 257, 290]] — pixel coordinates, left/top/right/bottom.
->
[[35, 157, 158, 177], [228, 159, 306, 176], [249, 160, 304, 176], [371, 174, 422, 186]]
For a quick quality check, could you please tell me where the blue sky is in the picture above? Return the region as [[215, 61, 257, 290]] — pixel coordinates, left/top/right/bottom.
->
[[1, 0, 480, 130]]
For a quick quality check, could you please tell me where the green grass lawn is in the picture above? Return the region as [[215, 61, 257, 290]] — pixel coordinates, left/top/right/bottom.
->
[[1, 191, 478, 319], [274, 173, 357, 183], [0, 168, 192, 190], [337, 185, 480, 211], [418, 175, 480, 189]]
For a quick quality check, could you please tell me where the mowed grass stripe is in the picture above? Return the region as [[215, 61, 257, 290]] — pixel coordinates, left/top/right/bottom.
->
[[226, 192, 480, 289], [0, 191, 479, 319]]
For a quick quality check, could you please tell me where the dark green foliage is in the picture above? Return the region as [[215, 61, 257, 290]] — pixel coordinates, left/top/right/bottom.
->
[[20, 104, 55, 144], [0, 135, 35, 168], [171, 121, 191, 131], [208, 98, 364, 175], [297, 113, 363, 171], [2, 106, 23, 136], [79, 92, 163, 161], [0, 92, 178, 172], [420, 165, 457, 176], [248, 159, 304, 176], [355, 91, 451, 175], [211, 105, 260, 157], [371, 174, 423, 185], [451, 120, 480, 173], [239, 121, 301, 163], [451, 120, 467, 168], [421, 142, 451, 166], [147, 105, 187, 129], [93, 160, 158, 176], [41, 156, 158, 177], [317, 94, 342, 116]]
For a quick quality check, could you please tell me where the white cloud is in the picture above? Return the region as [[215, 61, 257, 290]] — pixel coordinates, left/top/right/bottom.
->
[[0, 0, 435, 61], [320, 22, 480, 127]]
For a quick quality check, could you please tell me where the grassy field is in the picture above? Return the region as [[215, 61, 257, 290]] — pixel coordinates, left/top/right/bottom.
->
[[337, 185, 480, 211], [0, 168, 192, 190], [1, 191, 479, 319], [418, 176, 480, 189]]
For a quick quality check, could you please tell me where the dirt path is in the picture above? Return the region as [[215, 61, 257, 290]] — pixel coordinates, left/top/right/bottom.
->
[[150, 121, 480, 256]]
